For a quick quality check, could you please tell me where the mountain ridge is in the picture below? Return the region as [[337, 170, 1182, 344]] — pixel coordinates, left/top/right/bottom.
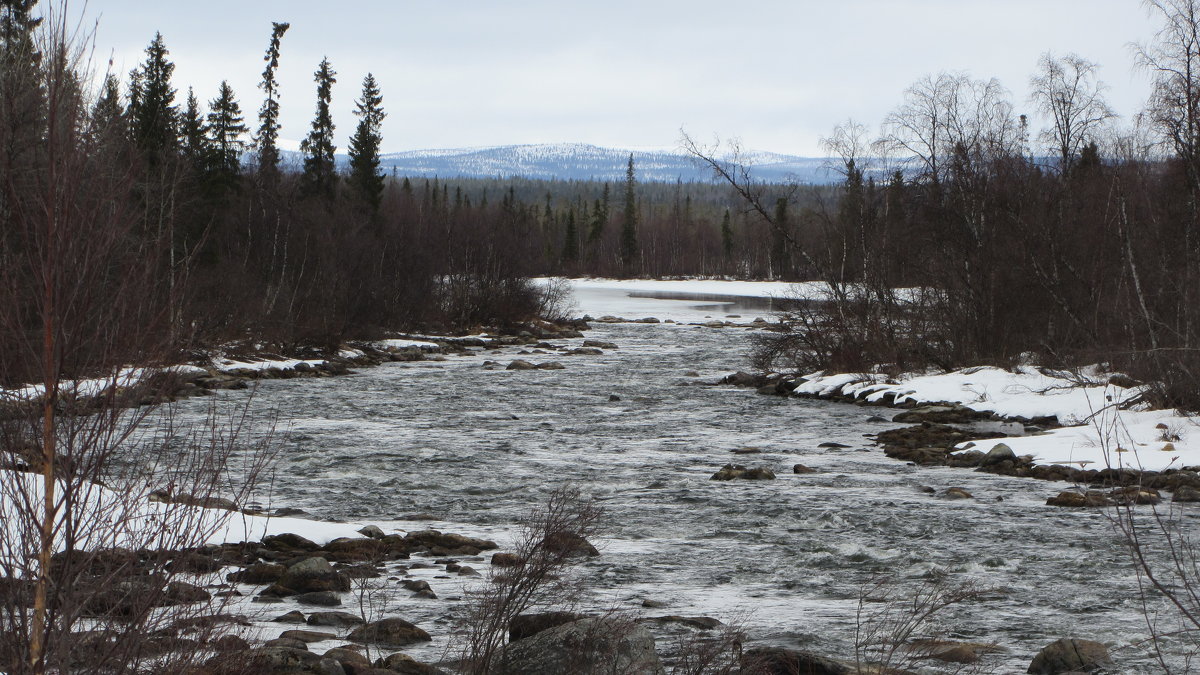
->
[[280, 142, 844, 184]]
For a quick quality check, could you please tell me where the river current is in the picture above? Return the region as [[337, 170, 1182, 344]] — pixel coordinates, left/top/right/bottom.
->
[[185, 290, 1188, 673]]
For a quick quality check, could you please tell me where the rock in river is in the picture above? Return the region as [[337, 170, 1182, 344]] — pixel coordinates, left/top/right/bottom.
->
[[1027, 637, 1112, 674], [711, 464, 776, 481], [346, 617, 432, 647], [277, 556, 350, 594], [1046, 490, 1113, 508]]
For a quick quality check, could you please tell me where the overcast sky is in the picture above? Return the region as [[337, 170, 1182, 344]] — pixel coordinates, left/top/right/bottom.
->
[[77, 0, 1160, 156]]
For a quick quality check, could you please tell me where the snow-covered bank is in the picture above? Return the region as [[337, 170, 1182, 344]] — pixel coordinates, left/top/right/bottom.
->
[[796, 366, 1199, 473], [0, 469, 366, 554]]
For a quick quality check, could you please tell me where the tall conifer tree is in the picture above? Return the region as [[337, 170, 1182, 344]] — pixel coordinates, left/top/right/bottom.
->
[[347, 73, 385, 209], [179, 87, 208, 173], [771, 197, 790, 279], [90, 74, 124, 143], [720, 209, 734, 264], [300, 57, 337, 199], [128, 32, 178, 167], [562, 207, 579, 263], [254, 21, 289, 179], [619, 154, 639, 271], [588, 183, 609, 243], [207, 80, 247, 182]]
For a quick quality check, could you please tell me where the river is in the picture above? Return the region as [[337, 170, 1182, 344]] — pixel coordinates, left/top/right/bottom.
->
[[193, 286, 1184, 673]]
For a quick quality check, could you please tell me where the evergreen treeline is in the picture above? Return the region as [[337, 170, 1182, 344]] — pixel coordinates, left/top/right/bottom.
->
[[0, 14, 839, 387]]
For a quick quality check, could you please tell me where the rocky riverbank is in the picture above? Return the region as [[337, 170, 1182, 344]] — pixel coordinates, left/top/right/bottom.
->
[[719, 369, 1200, 507], [54, 517, 1118, 675]]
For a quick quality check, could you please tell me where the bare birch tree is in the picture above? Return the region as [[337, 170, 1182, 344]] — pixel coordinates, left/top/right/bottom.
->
[[1029, 52, 1116, 172]]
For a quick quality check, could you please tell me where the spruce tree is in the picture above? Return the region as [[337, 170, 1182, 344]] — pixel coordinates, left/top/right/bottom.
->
[[300, 57, 337, 199], [771, 197, 790, 279], [347, 72, 385, 209], [562, 207, 579, 263], [588, 183, 609, 243], [0, 0, 43, 142], [128, 32, 179, 166], [254, 21, 289, 179], [0, 0, 43, 247], [179, 87, 208, 173], [619, 154, 639, 271], [207, 81, 247, 184], [90, 73, 124, 145], [720, 209, 734, 263]]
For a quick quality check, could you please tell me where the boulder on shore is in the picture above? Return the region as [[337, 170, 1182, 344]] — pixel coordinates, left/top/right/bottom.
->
[[739, 646, 849, 675], [1046, 490, 1113, 508], [494, 617, 663, 675], [509, 611, 587, 642]]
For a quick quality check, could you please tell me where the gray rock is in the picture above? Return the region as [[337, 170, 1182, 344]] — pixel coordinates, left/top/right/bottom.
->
[[1174, 485, 1200, 502], [510, 611, 586, 642], [711, 464, 776, 481], [273, 610, 307, 624], [278, 629, 337, 644], [644, 615, 723, 630], [248, 646, 322, 671], [323, 646, 370, 669], [357, 524, 386, 539], [375, 652, 446, 674], [494, 617, 664, 675], [506, 360, 536, 370], [740, 646, 849, 674], [1027, 637, 1112, 674], [263, 637, 309, 650], [277, 556, 350, 593], [981, 443, 1017, 466], [306, 611, 365, 628], [164, 581, 210, 604], [263, 533, 320, 551], [231, 562, 287, 584], [1046, 491, 1113, 508], [542, 532, 599, 557], [296, 591, 342, 606], [346, 617, 432, 647]]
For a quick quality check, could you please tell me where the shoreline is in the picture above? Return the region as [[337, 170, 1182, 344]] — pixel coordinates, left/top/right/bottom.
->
[[720, 366, 1200, 504]]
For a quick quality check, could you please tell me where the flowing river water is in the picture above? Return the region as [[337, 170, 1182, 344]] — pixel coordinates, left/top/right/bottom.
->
[[186, 288, 1189, 673]]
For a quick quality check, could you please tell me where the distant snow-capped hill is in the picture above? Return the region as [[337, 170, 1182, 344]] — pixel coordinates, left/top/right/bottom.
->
[[288, 143, 838, 184], [375, 143, 839, 183]]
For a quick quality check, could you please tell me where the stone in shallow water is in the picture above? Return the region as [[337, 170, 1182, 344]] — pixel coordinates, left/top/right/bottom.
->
[[711, 464, 775, 480], [1027, 637, 1111, 674], [346, 617, 432, 647]]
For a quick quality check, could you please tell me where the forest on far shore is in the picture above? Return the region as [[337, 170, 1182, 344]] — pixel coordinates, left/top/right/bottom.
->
[[4, 0, 1200, 410]]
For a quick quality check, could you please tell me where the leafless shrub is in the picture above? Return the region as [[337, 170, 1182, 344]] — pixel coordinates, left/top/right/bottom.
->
[[750, 285, 946, 376], [534, 276, 578, 324], [0, 5, 275, 673], [853, 572, 990, 674], [666, 615, 748, 675], [1112, 497, 1200, 673], [457, 484, 604, 674]]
